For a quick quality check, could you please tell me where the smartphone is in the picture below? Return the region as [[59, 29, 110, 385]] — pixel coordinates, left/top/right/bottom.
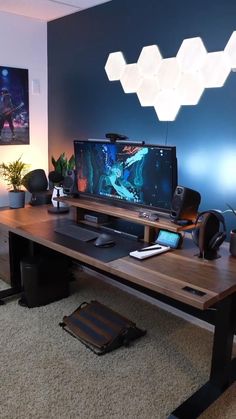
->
[[155, 229, 183, 249]]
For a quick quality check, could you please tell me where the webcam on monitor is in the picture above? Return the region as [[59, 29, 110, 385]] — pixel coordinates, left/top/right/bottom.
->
[[105, 132, 128, 142]]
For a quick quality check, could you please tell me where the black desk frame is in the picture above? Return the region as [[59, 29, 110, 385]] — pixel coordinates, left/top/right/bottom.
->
[[1, 230, 236, 419], [170, 294, 236, 418]]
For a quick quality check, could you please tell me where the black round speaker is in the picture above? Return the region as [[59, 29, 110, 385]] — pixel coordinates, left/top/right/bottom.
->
[[22, 169, 48, 193]]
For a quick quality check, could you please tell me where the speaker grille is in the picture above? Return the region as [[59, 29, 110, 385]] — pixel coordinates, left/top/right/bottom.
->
[[63, 170, 76, 195], [170, 186, 201, 223]]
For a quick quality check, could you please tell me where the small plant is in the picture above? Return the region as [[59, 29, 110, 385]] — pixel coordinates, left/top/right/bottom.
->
[[0, 156, 29, 192], [226, 203, 236, 218], [51, 152, 75, 177]]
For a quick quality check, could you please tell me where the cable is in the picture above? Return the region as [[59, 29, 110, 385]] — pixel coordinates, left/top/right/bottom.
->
[[213, 208, 236, 215], [48, 0, 82, 9], [226, 203, 236, 217], [165, 122, 169, 145]]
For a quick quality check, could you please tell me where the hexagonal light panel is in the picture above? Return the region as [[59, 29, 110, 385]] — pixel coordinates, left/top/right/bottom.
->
[[199, 51, 231, 88], [105, 31, 236, 121], [104, 51, 126, 81], [154, 90, 181, 121], [177, 37, 207, 73], [157, 57, 181, 90], [120, 63, 142, 93], [175, 73, 204, 105], [137, 45, 162, 77], [136, 76, 160, 106], [225, 31, 236, 69]]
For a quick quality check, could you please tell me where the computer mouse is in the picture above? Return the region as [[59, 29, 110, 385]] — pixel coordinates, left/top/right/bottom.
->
[[94, 233, 115, 247]]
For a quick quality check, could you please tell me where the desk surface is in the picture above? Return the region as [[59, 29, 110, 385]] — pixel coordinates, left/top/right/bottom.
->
[[1, 205, 236, 311], [2, 205, 236, 418]]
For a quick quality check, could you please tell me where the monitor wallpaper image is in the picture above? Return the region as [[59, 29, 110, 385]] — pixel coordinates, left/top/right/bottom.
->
[[0, 66, 29, 145], [74, 141, 176, 211]]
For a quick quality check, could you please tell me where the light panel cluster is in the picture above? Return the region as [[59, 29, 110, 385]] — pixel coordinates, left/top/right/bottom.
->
[[104, 32, 236, 121]]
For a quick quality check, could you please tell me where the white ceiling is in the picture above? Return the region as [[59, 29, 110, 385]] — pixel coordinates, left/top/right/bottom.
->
[[0, 0, 111, 22]]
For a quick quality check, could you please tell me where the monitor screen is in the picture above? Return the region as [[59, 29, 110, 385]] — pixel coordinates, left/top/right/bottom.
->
[[74, 140, 177, 213]]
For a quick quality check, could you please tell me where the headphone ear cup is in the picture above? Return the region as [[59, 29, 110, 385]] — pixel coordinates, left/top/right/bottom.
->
[[208, 232, 221, 250], [209, 232, 226, 250]]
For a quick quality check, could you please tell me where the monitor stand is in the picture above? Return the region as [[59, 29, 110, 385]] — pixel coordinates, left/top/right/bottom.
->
[[101, 219, 144, 241]]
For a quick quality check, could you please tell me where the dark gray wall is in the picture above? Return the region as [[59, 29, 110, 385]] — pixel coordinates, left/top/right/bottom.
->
[[48, 0, 236, 232]]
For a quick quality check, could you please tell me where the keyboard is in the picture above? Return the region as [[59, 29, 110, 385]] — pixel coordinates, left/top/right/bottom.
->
[[54, 223, 99, 242]]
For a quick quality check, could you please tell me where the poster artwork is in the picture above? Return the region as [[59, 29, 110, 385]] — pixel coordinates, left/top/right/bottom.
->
[[0, 66, 29, 145]]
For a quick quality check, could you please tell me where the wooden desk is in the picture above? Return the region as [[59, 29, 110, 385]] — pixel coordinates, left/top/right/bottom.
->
[[0, 205, 74, 284], [0, 204, 236, 418]]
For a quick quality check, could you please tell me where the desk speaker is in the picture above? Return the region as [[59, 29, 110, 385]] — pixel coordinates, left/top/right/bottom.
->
[[20, 256, 70, 307], [170, 186, 201, 224], [63, 170, 76, 195], [22, 169, 48, 192]]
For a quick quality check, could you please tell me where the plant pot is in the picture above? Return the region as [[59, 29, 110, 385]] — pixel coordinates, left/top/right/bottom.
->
[[8, 190, 25, 209], [229, 229, 236, 257]]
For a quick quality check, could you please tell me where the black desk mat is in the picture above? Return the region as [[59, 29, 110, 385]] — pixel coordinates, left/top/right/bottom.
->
[[54, 221, 99, 242], [53, 220, 143, 262]]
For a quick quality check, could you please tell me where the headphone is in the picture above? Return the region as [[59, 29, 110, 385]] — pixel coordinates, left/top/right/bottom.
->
[[192, 210, 226, 258]]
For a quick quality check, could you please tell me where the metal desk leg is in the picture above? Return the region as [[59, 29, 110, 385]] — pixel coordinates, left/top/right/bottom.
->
[[169, 295, 236, 419], [210, 295, 236, 388]]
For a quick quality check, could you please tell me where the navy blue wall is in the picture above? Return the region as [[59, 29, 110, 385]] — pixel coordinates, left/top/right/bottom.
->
[[48, 0, 236, 233]]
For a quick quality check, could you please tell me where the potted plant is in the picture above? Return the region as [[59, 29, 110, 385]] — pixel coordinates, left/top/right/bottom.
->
[[50, 153, 75, 208], [49, 153, 75, 209], [51, 152, 75, 178], [0, 156, 29, 208]]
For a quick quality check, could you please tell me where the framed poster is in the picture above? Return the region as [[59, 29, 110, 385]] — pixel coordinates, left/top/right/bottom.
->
[[0, 66, 29, 145]]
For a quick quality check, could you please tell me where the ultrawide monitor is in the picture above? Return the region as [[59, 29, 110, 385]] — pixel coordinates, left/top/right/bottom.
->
[[74, 140, 177, 213]]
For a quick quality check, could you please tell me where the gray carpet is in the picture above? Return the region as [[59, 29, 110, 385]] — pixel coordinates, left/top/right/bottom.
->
[[0, 270, 235, 419]]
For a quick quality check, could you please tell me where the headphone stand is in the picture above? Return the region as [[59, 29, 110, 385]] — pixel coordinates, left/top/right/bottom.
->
[[48, 186, 70, 214], [197, 249, 221, 260]]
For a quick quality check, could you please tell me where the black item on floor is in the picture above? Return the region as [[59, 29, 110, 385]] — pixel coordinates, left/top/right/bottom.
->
[[60, 300, 146, 355], [19, 256, 70, 308]]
